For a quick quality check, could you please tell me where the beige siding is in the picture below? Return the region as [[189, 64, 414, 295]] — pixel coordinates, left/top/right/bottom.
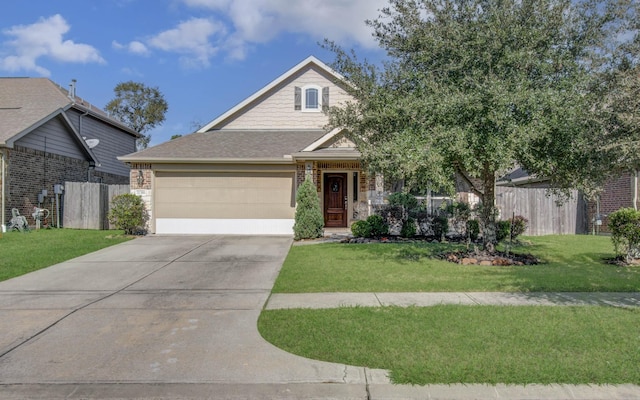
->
[[219, 66, 352, 130], [154, 171, 295, 219]]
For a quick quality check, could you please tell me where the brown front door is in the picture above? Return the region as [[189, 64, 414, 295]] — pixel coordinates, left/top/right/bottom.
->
[[324, 173, 347, 227]]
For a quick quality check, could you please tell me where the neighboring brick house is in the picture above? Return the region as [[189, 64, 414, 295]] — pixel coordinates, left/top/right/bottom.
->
[[497, 167, 640, 235], [0, 77, 139, 230], [587, 171, 640, 234]]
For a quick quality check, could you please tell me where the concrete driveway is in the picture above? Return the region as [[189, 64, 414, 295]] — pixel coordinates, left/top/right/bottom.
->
[[0, 235, 385, 399]]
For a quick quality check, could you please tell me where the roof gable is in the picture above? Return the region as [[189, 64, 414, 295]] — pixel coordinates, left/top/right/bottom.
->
[[0, 77, 137, 147], [0, 78, 71, 145], [198, 56, 347, 132]]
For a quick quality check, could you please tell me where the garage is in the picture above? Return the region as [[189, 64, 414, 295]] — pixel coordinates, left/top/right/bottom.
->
[[154, 170, 296, 235]]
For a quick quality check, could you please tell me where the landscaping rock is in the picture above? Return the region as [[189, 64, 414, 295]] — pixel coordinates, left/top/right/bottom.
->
[[461, 258, 478, 265]]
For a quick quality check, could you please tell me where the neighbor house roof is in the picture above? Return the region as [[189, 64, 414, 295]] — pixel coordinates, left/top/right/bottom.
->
[[0, 77, 138, 148], [119, 130, 328, 164], [497, 167, 547, 186]]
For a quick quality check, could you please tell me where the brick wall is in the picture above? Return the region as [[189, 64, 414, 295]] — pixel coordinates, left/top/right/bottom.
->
[[587, 172, 638, 233], [4, 146, 128, 227]]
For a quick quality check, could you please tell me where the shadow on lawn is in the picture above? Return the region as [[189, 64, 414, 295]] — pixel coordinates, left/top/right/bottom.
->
[[338, 240, 640, 293]]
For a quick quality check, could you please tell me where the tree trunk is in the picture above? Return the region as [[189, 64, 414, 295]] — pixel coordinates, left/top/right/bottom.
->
[[480, 167, 497, 252]]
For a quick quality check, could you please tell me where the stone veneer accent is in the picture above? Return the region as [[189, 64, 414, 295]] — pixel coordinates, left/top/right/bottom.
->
[[128, 163, 153, 230]]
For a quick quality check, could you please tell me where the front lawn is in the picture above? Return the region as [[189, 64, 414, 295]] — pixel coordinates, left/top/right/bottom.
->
[[0, 229, 132, 282], [259, 305, 640, 385], [272, 235, 640, 292], [262, 234, 640, 386]]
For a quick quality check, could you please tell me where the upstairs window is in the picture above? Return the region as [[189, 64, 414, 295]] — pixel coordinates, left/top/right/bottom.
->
[[305, 88, 319, 110], [295, 85, 329, 112]]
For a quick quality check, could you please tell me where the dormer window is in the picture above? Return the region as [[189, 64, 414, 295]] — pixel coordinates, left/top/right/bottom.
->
[[305, 87, 319, 110], [295, 85, 329, 112]]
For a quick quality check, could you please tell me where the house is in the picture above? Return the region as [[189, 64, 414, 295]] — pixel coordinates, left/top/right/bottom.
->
[[0, 77, 139, 231], [119, 56, 381, 235], [586, 171, 640, 234]]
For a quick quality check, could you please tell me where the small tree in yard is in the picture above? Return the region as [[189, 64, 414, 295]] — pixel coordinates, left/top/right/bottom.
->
[[608, 208, 640, 262], [293, 177, 324, 240], [108, 193, 148, 235]]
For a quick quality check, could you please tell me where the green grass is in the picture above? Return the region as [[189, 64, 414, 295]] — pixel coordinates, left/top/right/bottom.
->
[[272, 235, 640, 292], [0, 229, 132, 281], [259, 305, 640, 385]]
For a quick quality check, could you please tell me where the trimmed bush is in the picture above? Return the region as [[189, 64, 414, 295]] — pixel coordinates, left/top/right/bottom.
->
[[351, 220, 372, 238], [401, 217, 417, 238], [432, 215, 448, 239], [387, 192, 419, 210], [510, 215, 529, 238], [466, 219, 480, 241], [367, 214, 389, 236], [293, 178, 324, 240], [496, 220, 511, 242], [608, 207, 640, 260], [108, 193, 148, 235]]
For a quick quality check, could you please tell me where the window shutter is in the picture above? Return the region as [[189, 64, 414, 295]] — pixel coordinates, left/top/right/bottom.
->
[[322, 87, 329, 111], [294, 86, 301, 110]]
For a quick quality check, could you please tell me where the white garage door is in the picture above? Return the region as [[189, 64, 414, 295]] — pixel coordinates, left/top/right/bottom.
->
[[154, 171, 296, 235]]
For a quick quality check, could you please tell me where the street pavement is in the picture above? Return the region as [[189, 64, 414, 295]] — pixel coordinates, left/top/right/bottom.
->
[[0, 235, 639, 399]]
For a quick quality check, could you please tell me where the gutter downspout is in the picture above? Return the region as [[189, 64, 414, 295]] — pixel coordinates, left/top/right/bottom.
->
[[1, 149, 6, 233], [634, 170, 638, 211], [78, 109, 91, 182]]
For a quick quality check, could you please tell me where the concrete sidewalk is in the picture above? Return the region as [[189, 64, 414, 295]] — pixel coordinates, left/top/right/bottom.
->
[[266, 291, 640, 309]]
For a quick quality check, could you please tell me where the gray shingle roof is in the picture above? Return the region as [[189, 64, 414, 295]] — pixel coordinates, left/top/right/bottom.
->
[[0, 77, 136, 145], [0, 78, 70, 144], [120, 130, 328, 162]]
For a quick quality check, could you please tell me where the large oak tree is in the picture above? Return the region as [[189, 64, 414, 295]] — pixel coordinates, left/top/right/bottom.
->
[[326, 0, 638, 247]]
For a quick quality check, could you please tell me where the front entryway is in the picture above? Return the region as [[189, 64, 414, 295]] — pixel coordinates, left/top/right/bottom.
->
[[323, 173, 347, 228]]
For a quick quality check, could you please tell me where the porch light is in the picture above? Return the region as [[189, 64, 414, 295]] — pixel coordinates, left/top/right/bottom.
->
[[137, 170, 144, 186]]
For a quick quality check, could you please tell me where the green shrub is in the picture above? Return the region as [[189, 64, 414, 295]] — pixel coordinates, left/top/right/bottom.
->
[[466, 219, 480, 241], [510, 215, 529, 238], [108, 193, 148, 235], [401, 217, 417, 238], [293, 178, 324, 240], [387, 192, 419, 210], [367, 214, 389, 236], [351, 220, 372, 238], [432, 215, 448, 238], [608, 208, 640, 260], [496, 220, 511, 242]]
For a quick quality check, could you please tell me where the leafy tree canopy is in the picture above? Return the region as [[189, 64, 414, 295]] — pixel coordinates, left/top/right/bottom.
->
[[105, 81, 169, 150], [326, 0, 638, 246]]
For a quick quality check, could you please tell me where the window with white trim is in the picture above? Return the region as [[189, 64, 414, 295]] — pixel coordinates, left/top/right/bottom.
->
[[305, 87, 319, 110], [295, 85, 329, 112]]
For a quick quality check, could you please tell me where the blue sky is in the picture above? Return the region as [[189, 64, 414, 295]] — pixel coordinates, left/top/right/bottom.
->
[[0, 0, 387, 146]]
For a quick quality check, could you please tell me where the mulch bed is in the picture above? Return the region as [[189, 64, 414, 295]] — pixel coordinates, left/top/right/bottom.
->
[[335, 234, 541, 266], [437, 249, 540, 266]]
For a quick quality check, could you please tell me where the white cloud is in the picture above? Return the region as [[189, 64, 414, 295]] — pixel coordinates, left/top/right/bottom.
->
[[181, 0, 387, 60], [0, 14, 105, 76], [146, 17, 225, 68], [113, 40, 150, 56]]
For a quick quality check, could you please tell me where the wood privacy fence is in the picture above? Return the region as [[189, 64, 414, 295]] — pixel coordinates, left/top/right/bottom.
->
[[496, 186, 588, 235], [62, 182, 129, 230]]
